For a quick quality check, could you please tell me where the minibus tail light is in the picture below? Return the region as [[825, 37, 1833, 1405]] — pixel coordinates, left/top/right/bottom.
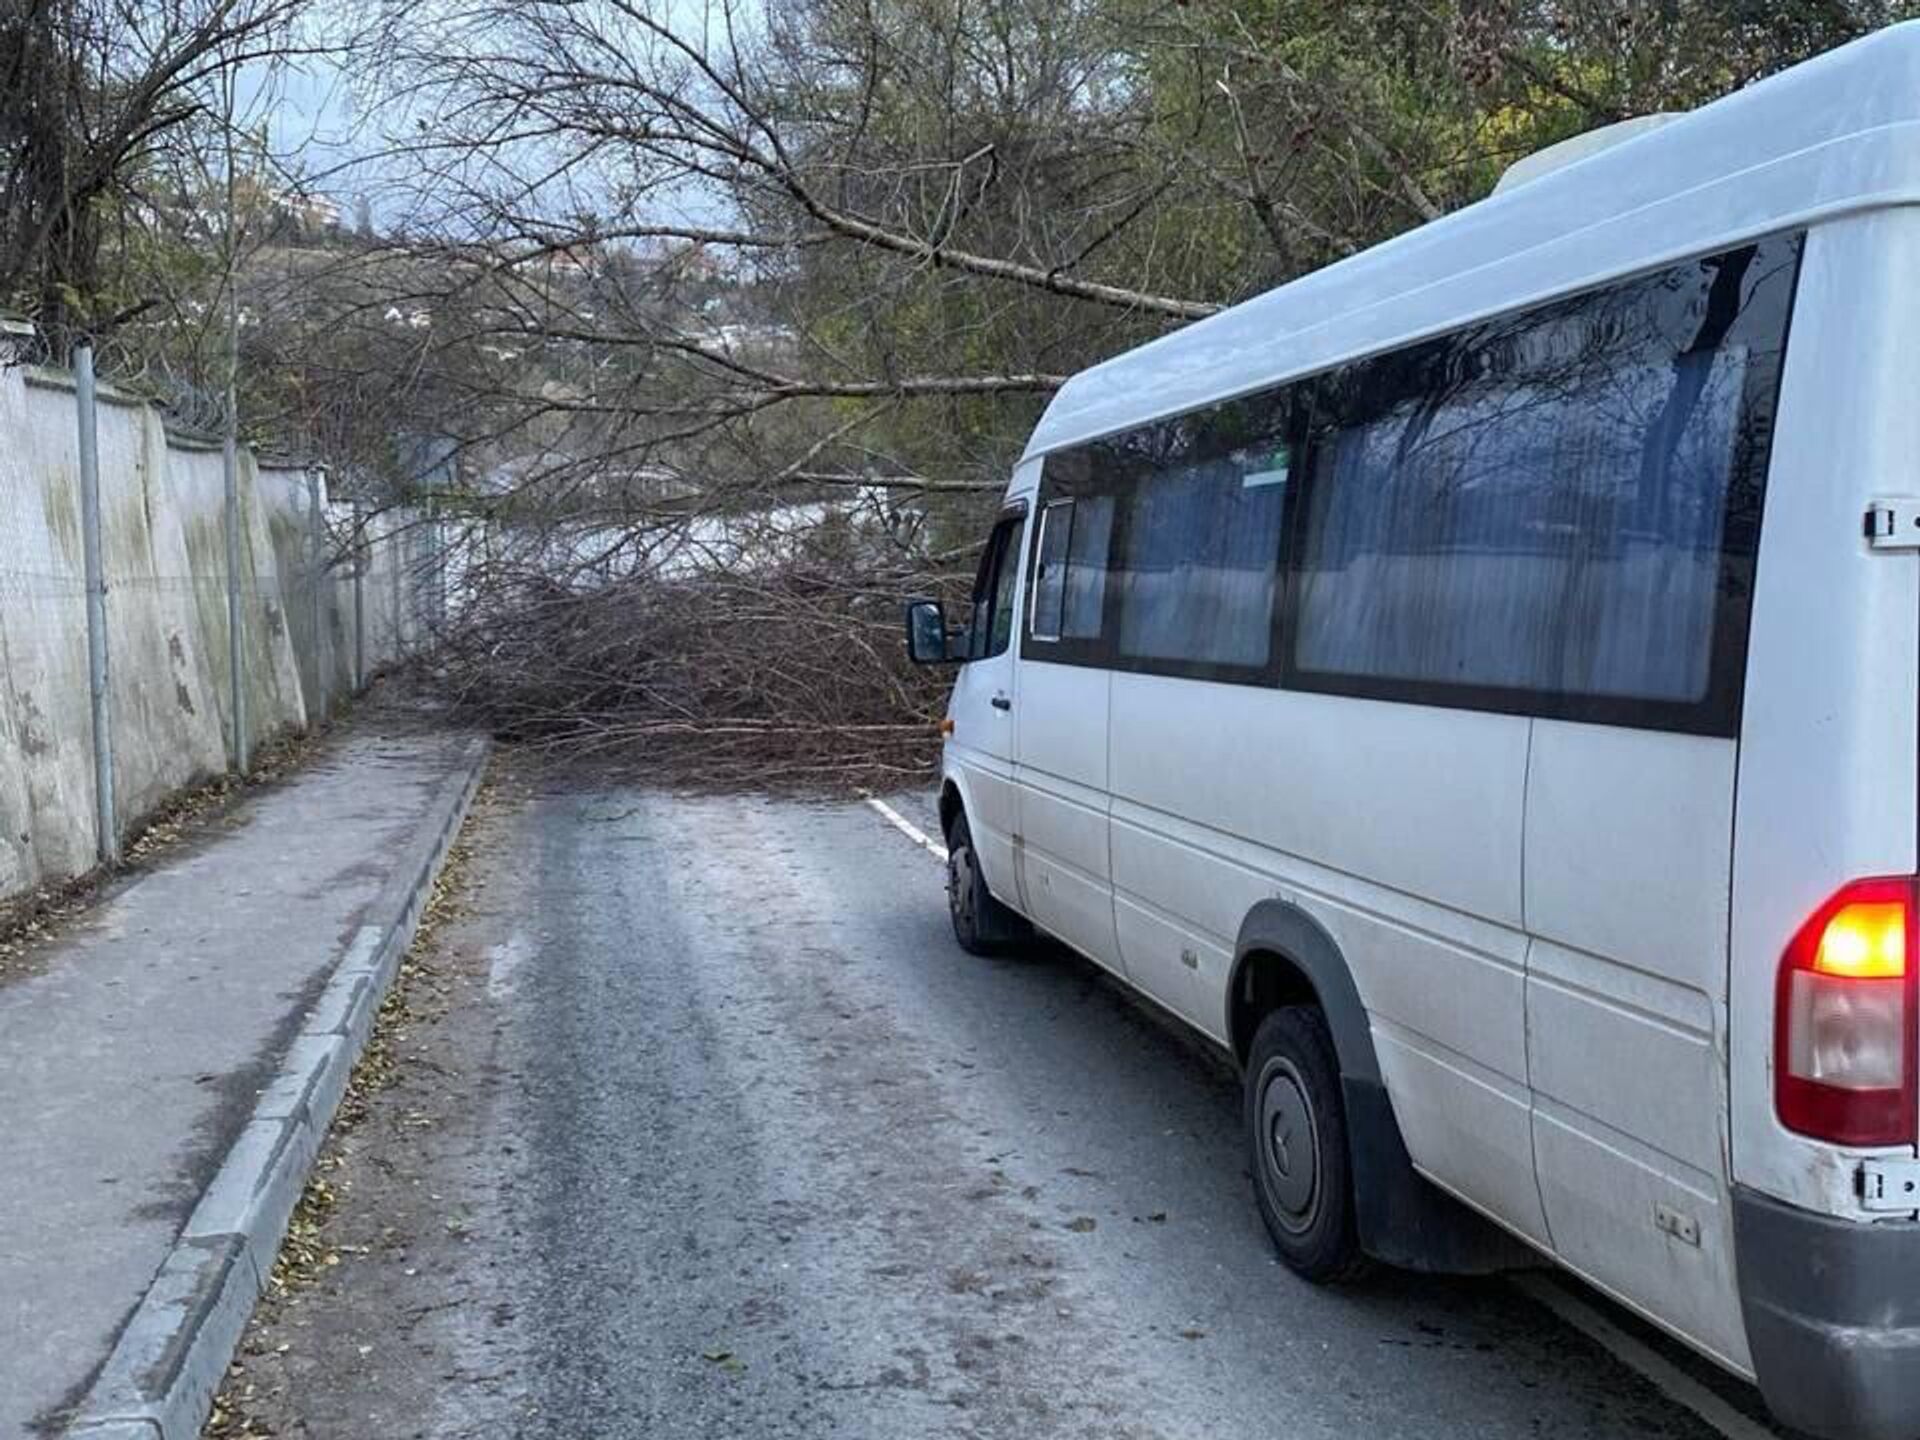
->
[[1776, 877, 1918, 1146]]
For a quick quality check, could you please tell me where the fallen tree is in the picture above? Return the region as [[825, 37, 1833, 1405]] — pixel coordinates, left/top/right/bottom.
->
[[430, 527, 973, 788]]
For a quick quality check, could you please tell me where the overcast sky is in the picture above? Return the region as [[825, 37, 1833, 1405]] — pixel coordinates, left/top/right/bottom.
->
[[233, 7, 735, 237], [235, 14, 392, 213]]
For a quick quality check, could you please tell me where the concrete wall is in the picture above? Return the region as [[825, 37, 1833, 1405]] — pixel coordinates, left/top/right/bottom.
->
[[256, 467, 427, 728], [261, 465, 343, 725], [0, 359, 423, 900]]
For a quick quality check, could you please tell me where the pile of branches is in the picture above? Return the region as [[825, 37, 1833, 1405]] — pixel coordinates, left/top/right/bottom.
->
[[432, 548, 971, 790]]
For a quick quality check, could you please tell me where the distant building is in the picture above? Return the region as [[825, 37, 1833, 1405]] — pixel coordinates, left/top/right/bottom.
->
[[274, 189, 343, 230]]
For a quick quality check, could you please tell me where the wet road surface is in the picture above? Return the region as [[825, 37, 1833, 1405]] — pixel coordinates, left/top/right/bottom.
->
[[211, 776, 1789, 1439]]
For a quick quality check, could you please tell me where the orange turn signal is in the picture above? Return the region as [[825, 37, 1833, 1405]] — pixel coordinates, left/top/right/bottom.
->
[[1814, 901, 1907, 978]]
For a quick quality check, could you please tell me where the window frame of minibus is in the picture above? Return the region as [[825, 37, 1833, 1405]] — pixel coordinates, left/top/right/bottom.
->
[[1017, 228, 1808, 742]]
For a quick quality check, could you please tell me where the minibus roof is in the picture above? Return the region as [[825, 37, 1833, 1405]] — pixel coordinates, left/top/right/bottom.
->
[[1023, 21, 1920, 463]]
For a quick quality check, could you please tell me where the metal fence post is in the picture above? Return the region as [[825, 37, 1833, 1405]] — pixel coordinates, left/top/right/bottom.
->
[[426, 493, 442, 647], [306, 465, 330, 719], [73, 344, 118, 866], [391, 516, 404, 656], [222, 420, 248, 773], [352, 497, 365, 691]]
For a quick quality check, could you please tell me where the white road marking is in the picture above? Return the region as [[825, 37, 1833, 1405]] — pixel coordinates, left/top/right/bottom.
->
[[1510, 1274, 1782, 1440], [862, 798, 1782, 1440], [863, 795, 948, 863]]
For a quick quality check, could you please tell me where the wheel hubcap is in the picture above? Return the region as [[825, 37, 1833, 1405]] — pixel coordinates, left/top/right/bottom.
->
[[1258, 1060, 1319, 1231], [949, 848, 974, 929]]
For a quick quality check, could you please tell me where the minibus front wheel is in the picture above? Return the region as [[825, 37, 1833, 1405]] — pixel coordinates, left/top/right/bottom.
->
[[944, 812, 1027, 954], [1245, 1005, 1369, 1283]]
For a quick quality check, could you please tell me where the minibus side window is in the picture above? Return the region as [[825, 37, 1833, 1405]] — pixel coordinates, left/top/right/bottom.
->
[[1026, 229, 1798, 729], [1031, 501, 1075, 641], [1062, 495, 1114, 638], [1283, 230, 1801, 735], [1117, 456, 1286, 669], [1030, 495, 1114, 644], [969, 515, 1025, 660]]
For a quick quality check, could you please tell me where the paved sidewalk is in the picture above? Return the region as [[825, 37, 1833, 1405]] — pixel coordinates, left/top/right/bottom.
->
[[0, 724, 483, 1439]]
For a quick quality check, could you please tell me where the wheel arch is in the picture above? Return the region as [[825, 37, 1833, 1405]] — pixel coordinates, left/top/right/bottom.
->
[[1227, 899, 1381, 1084], [1228, 898, 1530, 1275], [938, 777, 965, 845]]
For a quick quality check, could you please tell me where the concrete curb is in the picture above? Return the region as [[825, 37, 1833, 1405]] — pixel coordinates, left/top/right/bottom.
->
[[63, 736, 492, 1440]]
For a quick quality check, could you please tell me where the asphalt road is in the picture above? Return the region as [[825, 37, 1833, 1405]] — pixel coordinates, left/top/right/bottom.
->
[[211, 775, 1788, 1440]]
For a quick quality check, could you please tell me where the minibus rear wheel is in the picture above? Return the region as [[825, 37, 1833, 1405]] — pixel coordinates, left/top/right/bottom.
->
[[945, 813, 1026, 954], [1245, 1006, 1369, 1283]]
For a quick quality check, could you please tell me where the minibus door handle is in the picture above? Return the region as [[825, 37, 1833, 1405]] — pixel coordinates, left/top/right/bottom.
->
[[991, 694, 1012, 712]]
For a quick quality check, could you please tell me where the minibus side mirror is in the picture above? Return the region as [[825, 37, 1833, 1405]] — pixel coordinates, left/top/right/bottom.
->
[[905, 598, 962, 664]]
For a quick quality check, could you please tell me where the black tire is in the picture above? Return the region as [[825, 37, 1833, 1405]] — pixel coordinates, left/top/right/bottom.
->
[[945, 812, 1027, 954], [1245, 1006, 1371, 1284]]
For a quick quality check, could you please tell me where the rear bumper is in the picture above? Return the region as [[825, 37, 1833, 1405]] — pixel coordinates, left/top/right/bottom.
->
[[1735, 1185, 1920, 1440]]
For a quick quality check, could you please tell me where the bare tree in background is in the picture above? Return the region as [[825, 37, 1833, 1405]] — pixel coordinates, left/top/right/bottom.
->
[[189, 0, 1920, 782], [344, 0, 1920, 488], [0, 0, 320, 359]]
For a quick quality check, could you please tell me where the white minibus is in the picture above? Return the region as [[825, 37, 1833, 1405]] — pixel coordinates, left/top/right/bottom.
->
[[905, 24, 1920, 1440]]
